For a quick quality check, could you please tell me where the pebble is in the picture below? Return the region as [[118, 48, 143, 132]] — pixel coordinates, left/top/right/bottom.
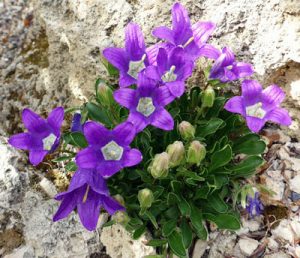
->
[[267, 237, 279, 251], [39, 177, 57, 198], [192, 239, 208, 258], [272, 219, 294, 244], [290, 175, 300, 194], [238, 237, 259, 256], [291, 191, 300, 201], [265, 177, 285, 201]]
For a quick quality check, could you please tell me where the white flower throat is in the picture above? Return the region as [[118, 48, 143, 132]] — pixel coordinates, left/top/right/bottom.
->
[[101, 140, 124, 161], [42, 133, 57, 151], [162, 65, 177, 82], [137, 97, 155, 117], [128, 54, 146, 79], [246, 102, 266, 119]]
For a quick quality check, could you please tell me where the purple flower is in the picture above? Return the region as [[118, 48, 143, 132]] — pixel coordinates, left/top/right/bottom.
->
[[145, 47, 194, 98], [103, 23, 148, 88], [152, 3, 215, 61], [71, 112, 83, 132], [53, 168, 124, 231], [76, 121, 142, 178], [246, 192, 264, 218], [224, 80, 292, 133], [9, 107, 64, 166], [114, 73, 176, 132], [208, 47, 254, 82]]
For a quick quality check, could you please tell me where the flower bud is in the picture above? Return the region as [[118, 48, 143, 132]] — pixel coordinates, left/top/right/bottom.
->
[[97, 81, 114, 106], [138, 188, 154, 209], [178, 121, 195, 140], [149, 152, 170, 178], [167, 141, 185, 168], [201, 86, 215, 108], [187, 141, 206, 165], [112, 211, 130, 225], [113, 194, 125, 206]]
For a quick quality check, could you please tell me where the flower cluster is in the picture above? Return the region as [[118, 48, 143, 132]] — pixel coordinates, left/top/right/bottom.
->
[[8, 2, 292, 235]]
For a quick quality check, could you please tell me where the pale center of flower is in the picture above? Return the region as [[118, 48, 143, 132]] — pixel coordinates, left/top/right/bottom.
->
[[161, 65, 177, 82], [136, 97, 155, 117], [128, 54, 146, 79], [101, 140, 124, 161], [42, 133, 57, 151], [246, 102, 266, 119]]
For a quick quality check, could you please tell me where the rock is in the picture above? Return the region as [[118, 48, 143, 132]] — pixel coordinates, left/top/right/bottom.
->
[[267, 237, 279, 251], [291, 191, 300, 201], [39, 178, 57, 198], [265, 177, 285, 201], [290, 175, 300, 194], [242, 218, 261, 232], [271, 219, 294, 244], [264, 252, 291, 258], [100, 224, 156, 258], [192, 239, 208, 258], [295, 246, 300, 257], [238, 237, 259, 256], [208, 233, 237, 258], [290, 217, 300, 240]]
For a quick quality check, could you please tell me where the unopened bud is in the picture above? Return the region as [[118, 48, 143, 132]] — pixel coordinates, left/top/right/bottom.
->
[[149, 152, 170, 178], [138, 188, 154, 209], [201, 86, 215, 107], [187, 141, 206, 165], [113, 194, 125, 206], [112, 211, 130, 225], [97, 81, 114, 106], [178, 121, 195, 140], [167, 141, 185, 168]]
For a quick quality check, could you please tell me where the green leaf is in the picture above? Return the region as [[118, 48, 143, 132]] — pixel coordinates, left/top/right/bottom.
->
[[233, 133, 266, 155], [195, 186, 210, 199], [177, 196, 191, 216], [204, 213, 240, 230], [180, 219, 193, 249], [168, 231, 187, 257], [190, 205, 208, 240], [65, 161, 77, 171], [153, 186, 164, 199], [206, 194, 228, 213], [144, 211, 158, 229], [102, 220, 116, 227], [144, 256, 165, 258], [133, 225, 146, 240], [52, 155, 74, 162], [63, 132, 88, 148], [229, 156, 264, 178], [171, 180, 182, 193], [165, 206, 180, 219], [86, 102, 112, 125], [167, 193, 180, 206], [162, 219, 177, 237], [196, 118, 225, 138], [146, 239, 168, 247], [210, 145, 232, 171]]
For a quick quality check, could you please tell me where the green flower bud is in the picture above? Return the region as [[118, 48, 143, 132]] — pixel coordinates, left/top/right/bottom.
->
[[167, 141, 185, 168], [97, 81, 114, 106], [138, 188, 154, 209], [112, 211, 130, 225], [187, 141, 206, 165], [149, 152, 170, 178], [113, 194, 125, 206], [178, 121, 195, 140], [201, 86, 215, 108]]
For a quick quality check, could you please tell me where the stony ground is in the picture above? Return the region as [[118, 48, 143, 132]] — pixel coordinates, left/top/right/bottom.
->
[[0, 0, 300, 257]]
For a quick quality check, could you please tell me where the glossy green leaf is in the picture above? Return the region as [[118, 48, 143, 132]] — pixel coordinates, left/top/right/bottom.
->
[[65, 161, 77, 172], [206, 194, 228, 213], [190, 205, 208, 240], [168, 231, 187, 257], [63, 132, 88, 148], [233, 133, 266, 155], [133, 225, 146, 240], [229, 156, 264, 178], [52, 155, 74, 162], [210, 145, 232, 171], [86, 102, 111, 125], [146, 239, 168, 247], [144, 211, 158, 229], [204, 213, 240, 230], [196, 118, 225, 137], [180, 219, 193, 249], [178, 196, 191, 216], [162, 219, 177, 237]]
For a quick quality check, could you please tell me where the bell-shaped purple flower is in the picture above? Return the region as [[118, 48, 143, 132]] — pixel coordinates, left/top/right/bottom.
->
[[8, 107, 64, 166], [145, 47, 194, 98], [76, 121, 142, 178], [208, 47, 254, 82], [224, 80, 292, 132], [152, 2, 215, 61], [71, 112, 83, 132], [53, 168, 124, 231], [103, 23, 148, 88], [114, 73, 176, 133], [246, 192, 264, 218]]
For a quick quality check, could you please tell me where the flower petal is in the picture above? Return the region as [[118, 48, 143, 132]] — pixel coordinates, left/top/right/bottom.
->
[[144, 66, 161, 81], [151, 108, 174, 131], [125, 23, 145, 60], [22, 108, 50, 136], [224, 96, 245, 115], [102, 47, 128, 72], [265, 107, 292, 126], [113, 122, 136, 145], [29, 150, 48, 166], [261, 84, 285, 111], [128, 112, 149, 133], [198, 44, 221, 59], [232, 62, 254, 78], [53, 193, 79, 222], [176, 62, 194, 81], [246, 116, 265, 133], [9, 133, 33, 150], [114, 88, 136, 109], [155, 85, 176, 106], [47, 107, 64, 134], [146, 42, 173, 65], [122, 148, 142, 167], [221, 47, 235, 66], [102, 195, 125, 215], [77, 189, 101, 231], [76, 147, 100, 169], [166, 81, 185, 98], [157, 48, 169, 75], [119, 73, 137, 88], [241, 80, 263, 106], [152, 26, 175, 44], [83, 121, 110, 146], [97, 161, 123, 178], [192, 21, 216, 46]]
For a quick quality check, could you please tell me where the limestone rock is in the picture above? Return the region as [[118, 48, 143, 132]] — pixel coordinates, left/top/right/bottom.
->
[[290, 175, 300, 194], [192, 239, 208, 258], [238, 237, 259, 256], [271, 219, 295, 244]]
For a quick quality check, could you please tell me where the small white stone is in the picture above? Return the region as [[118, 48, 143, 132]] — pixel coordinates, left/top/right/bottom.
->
[[242, 218, 261, 232], [265, 177, 285, 201], [267, 237, 279, 251], [290, 175, 300, 194], [192, 239, 208, 258], [295, 246, 300, 257], [238, 237, 259, 256], [39, 178, 57, 198], [290, 218, 300, 240], [272, 219, 294, 244]]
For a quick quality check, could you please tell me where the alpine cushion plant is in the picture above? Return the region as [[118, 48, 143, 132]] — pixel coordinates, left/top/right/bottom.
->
[[8, 2, 293, 257]]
